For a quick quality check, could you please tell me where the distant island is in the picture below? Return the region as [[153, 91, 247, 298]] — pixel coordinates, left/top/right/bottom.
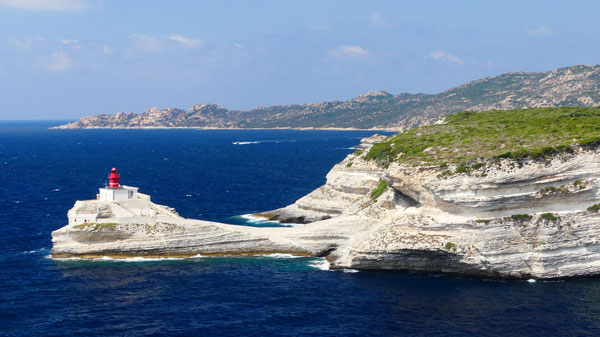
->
[[54, 64, 600, 130]]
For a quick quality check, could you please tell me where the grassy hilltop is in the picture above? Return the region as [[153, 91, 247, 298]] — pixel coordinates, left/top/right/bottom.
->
[[366, 107, 600, 166]]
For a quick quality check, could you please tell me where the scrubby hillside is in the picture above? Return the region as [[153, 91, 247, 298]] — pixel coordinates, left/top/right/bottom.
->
[[55, 64, 600, 130]]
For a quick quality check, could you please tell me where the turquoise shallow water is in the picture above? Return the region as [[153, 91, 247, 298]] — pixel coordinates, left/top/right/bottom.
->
[[2, 121, 600, 336]]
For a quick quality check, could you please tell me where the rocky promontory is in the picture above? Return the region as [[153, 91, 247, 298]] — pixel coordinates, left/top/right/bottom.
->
[[52, 107, 600, 279]]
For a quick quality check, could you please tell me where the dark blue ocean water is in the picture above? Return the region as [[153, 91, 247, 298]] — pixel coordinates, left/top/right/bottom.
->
[[2, 121, 600, 336]]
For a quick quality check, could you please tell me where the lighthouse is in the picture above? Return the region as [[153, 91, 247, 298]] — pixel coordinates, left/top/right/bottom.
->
[[108, 168, 120, 188], [97, 168, 139, 201]]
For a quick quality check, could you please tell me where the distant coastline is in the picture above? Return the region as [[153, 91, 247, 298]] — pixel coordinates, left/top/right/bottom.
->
[[52, 64, 600, 131], [50, 125, 401, 132]]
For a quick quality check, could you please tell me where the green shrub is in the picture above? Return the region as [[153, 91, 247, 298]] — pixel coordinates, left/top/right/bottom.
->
[[445, 242, 456, 250], [346, 161, 353, 167], [475, 219, 491, 224], [588, 204, 600, 212], [579, 136, 600, 148], [510, 214, 532, 222], [471, 162, 485, 170], [73, 222, 119, 231], [455, 164, 470, 174], [540, 213, 558, 221], [370, 180, 388, 199]]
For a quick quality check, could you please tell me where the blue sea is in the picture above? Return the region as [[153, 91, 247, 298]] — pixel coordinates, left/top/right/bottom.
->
[[2, 121, 600, 336]]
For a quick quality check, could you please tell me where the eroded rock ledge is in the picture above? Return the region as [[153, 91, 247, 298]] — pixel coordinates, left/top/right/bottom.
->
[[52, 135, 600, 279]]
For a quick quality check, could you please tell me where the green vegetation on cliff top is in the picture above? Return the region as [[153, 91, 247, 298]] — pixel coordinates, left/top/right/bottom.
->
[[73, 222, 119, 231], [365, 107, 600, 165]]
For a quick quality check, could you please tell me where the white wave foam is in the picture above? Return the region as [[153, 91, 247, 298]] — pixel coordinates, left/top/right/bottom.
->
[[233, 141, 261, 145], [240, 214, 275, 223], [342, 268, 359, 273], [257, 253, 303, 259], [22, 247, 49, 255], [47, 255, 81, 261], [48, 255, 201, 262], [308, 258, 330, 271], [239, 214, 296, 227], [527, 279, 537, 283], [233, 140, 284, 145]]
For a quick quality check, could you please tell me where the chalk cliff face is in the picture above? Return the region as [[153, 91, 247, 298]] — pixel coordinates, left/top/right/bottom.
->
[[51, 134, 600, 279], [262, 135, 600, 279]]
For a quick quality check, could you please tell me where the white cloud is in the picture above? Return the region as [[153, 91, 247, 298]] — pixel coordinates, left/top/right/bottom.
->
[[329, 45, 370, 58], [168, 35, 203, 48], [425, 50, 463, 64], [0, 0, 88, 11], [7, 35, 113, 71], [60, 38, 78, 44], [41, 50, 72, 71], [526, 25, 552, 37], [130, 34, 163, 52], [131, 33, 203, 52], [369, 12, 387, 26], [9, 35, 44, 49]]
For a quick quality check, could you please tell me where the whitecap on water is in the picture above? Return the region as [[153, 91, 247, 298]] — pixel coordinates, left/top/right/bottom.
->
[[22, 247, 49, 255], [342, 269, 359, 273], [232, 141, 261, 145], [308, 258, 330, 271], [527, 279, 537, 283]]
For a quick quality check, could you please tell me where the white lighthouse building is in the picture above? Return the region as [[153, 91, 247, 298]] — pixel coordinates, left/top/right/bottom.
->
[[67, 168, 156, 226], [97, 168, 139, 201]]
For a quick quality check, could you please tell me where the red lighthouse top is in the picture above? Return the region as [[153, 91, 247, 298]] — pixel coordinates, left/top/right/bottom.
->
[[108, 168, 120, 188]]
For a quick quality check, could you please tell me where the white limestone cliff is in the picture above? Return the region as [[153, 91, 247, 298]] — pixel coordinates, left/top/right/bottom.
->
[[51, 135, 600, 279]]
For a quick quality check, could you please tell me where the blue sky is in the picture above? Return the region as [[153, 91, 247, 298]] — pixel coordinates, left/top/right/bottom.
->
[[0, 0, 599, 119]]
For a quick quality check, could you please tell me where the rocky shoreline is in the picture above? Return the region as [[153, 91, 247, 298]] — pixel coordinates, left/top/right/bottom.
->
[[51, 134, 600, 279]]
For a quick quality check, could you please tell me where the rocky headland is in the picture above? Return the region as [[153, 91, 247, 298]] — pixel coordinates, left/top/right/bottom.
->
[[54, 64, 600, 130], [52, 107, 600, 279]]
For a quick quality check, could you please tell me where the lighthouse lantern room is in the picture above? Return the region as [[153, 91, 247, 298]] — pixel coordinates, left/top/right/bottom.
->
[[97, 168, 139, 201]]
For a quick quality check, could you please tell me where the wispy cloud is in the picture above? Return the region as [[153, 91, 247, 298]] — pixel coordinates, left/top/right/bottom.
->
[[168, 35, 203, 48], [60, 38, 79, 44], [0, 0, 88, 11], [7, 35, 111, 71], [130, 34, 203, 52], [9, 35, 45, 50], [425, 50, 463, 64], [525, 25, 552, 37], [369, 12, 388, 26], [329, 45, 370, 58], [40, 50, 72, 71]]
